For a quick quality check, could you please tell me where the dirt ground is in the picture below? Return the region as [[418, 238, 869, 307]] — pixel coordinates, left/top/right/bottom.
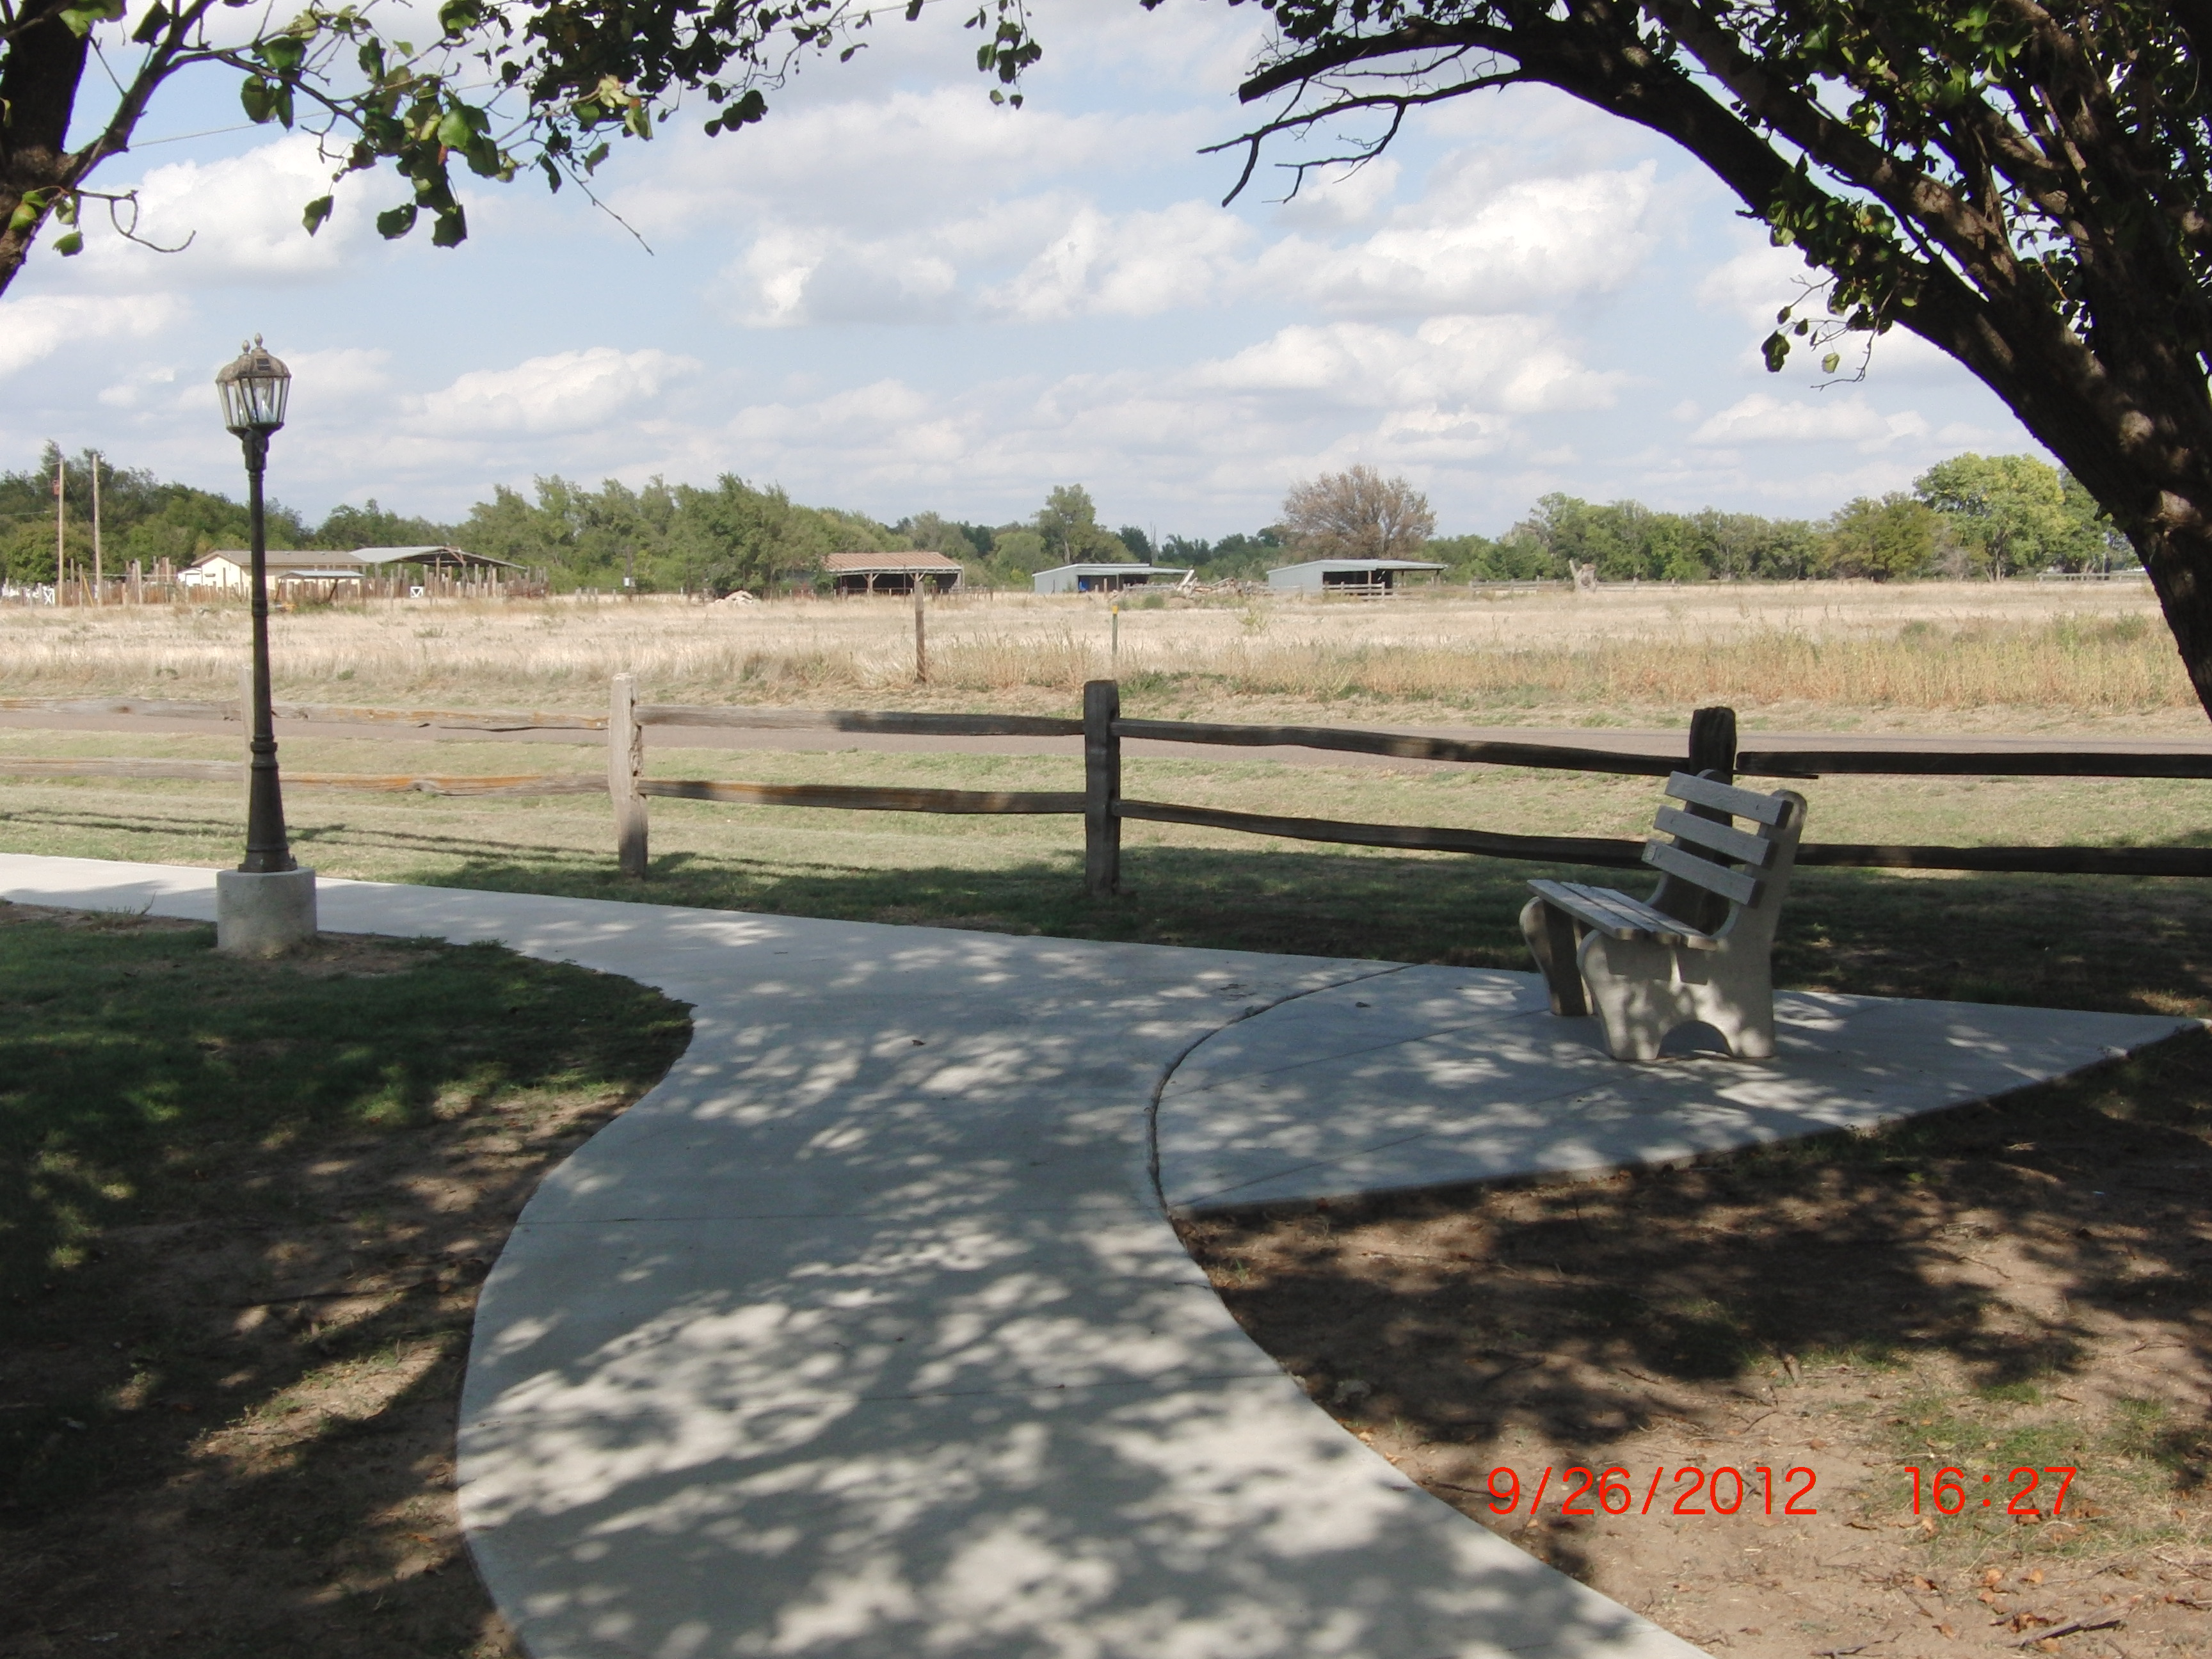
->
[[1177, 1032, 2212, 1659], [0, 911, 690, 1658]]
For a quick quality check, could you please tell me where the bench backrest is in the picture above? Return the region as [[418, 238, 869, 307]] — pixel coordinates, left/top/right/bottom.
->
[[1642, 772, 1807, 940]]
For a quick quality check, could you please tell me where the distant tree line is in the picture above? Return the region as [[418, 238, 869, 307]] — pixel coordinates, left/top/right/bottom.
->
[[1449, 453, 2128, 585], [0, 444, 2129, 595]]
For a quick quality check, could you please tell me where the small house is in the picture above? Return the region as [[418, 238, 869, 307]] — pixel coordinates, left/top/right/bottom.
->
[[1265, 557, 1446, 595], [823, 551, 966, 596], [1032, 563, 1193, 595]]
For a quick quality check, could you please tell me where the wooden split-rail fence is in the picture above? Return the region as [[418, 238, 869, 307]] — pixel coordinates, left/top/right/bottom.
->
[[6, 675, 2212, 886]]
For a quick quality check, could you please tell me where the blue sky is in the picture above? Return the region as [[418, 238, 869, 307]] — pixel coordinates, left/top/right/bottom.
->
[[2, 0, 2044, 536]]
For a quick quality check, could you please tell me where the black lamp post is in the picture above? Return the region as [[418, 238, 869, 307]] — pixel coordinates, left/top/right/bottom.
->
[[217, 336, 294, 875]]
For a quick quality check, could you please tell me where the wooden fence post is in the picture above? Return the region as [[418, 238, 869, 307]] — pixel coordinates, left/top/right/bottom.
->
[[915, 586, 927, 684], [1688, 705, 1737, 783], [1084, 678, 1121, 896], [610, 673, 648, 877]]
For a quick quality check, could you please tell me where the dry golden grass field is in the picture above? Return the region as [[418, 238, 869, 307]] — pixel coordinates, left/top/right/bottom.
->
[[0, 578, 2195, 731]]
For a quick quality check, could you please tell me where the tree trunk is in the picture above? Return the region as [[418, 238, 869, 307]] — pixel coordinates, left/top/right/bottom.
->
[[0, 1, 89, 298]]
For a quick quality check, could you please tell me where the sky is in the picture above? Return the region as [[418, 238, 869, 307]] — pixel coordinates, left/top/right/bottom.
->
[[1, 0, 2048, 538]]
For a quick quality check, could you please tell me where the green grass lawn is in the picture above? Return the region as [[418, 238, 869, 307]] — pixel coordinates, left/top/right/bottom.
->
[[4, 732, 2212, 1017], [0, 908, 689, 1656]]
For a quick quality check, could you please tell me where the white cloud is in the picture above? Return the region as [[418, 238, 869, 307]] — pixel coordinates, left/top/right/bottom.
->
[[1690, 392, 1929, 450], [1271, 160, 1658, 316], [0, 293, 186, 378], [1269, 159, 1403, 232], [613, 90, 1188, 242], [987, 202, 1253, 319], [721, 227, 964, 327], [415, 348, 700, 435], [1198, 316, 1622, 413], [74, 135, 373, 285]]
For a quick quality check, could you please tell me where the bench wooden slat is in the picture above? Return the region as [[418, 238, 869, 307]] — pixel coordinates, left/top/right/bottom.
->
[[1642, 839, 1763, 906], [1665, 769, 1791, 825], [1653, 805, 1774, 867], [1527, 879, 1719, 949], [1527, 879, 1646, 937]]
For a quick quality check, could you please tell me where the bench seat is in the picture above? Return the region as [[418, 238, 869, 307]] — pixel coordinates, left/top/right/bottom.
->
[[1525, 879, 1721, 950]]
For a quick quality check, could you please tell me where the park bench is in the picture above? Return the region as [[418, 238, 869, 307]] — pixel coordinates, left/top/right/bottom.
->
[[1518, 772, 1809, 1062]]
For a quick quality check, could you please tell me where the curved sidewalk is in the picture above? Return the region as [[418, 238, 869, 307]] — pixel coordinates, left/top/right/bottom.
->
[[1, 855, 2186, 1659]]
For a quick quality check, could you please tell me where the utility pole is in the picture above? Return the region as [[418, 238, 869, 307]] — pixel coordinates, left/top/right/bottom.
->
[[91, 451, 103, 605], [53, 450, 65, 595]]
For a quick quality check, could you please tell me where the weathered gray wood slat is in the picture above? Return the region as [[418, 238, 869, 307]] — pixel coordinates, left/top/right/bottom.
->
[[1666, 769, 1792, 824], [1527, 879, 1651, 938], [1738, 748, 2212, 779], [1527, 878, 1719, 949], [1653, 805, 1774, 865], [636, 706, 1084, 738], [637, 780, 1087, 814], [1113, 799, 1651, 865], [1110, 717, 1680, 776], [1642, 839, 1763, 905]]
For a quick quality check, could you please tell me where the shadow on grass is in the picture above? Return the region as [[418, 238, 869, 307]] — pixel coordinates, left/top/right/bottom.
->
[[0, 911, 690, 1655], [1182, 1027, 2212, 1583], [401, 842, 2212, 1017]]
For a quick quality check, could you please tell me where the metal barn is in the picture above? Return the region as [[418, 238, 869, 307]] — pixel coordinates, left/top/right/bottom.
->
[[1031, 563, 1194, 594], [1265, 558, 1446, 595]]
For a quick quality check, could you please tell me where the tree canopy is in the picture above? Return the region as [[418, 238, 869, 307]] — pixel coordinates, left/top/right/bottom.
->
[[1280, 465, 1435, 559], [0, 0, 1038, 294]]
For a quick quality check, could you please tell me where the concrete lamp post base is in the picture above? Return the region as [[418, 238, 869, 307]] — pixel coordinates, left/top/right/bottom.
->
[[216, 866, 318, 956]]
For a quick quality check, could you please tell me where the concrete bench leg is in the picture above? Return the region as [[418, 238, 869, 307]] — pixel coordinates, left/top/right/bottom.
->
[[1579, 933, 1777, 1061], [1518, 895, 1589, 1017]]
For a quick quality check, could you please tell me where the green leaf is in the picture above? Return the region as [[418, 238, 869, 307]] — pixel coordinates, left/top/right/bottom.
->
[[258, 35, 305, 72], [1761, 331, 1791, 373], [1821, 351, 1842, 374], [437, 108, 476, 148], [52, 231, 84, 257], [375, 202, 418, 238], [437, 0, 481, 33], [239, 76, 276, 123], [429, 205, 467, 247], [302, 195, 335, 235], [8, 191, 50, 234], [57, 0, 123, 37]]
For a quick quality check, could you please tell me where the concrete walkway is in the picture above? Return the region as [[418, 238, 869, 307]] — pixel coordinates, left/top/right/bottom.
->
[[0, 854, 2190, 1659]]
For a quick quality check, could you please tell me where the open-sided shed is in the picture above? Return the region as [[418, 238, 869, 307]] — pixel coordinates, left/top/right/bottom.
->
[[1032, 563, 1193, 594], [823, 552, 965, 596], [1265, 557, 1446, 595]]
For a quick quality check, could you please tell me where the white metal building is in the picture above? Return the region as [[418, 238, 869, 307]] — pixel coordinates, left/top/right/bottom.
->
[[1031, 563, 1194, 595]]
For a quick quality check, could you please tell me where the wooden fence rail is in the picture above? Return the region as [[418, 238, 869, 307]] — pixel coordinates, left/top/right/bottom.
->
[[8, 677, 2212, 885]]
